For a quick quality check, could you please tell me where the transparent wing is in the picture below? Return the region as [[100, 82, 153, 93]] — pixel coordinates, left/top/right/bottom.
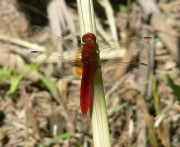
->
[[99, 37, 157, 60], [29, 26, 80, 56], [28, 26, 82, 78], [29, 26, 60, 43], [101, 61, 151, 84], [27, 50, 83, 78], [99, 37, 156, 84]]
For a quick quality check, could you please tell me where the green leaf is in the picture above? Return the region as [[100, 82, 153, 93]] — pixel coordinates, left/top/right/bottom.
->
[[0, 66, 29, 94], [8, 76, 21, 94], [161, 73, 180, 101], [39, 132, 73, 147], [0, 67, 16, 82], [119, 4, 127, 13], [8, 68, 33, 94]]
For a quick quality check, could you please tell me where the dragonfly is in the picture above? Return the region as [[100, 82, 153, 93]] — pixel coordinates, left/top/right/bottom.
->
[[27, 26, 156, 119]]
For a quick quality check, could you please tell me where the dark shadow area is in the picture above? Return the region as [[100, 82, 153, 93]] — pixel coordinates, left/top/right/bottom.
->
[[16, 0, 128, 28], [0, 111, 5, 126], [17, 0, 49, 27]]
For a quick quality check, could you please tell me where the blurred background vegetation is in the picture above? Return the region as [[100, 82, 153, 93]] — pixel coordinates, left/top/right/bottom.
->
[[0, 0, 179, 146]]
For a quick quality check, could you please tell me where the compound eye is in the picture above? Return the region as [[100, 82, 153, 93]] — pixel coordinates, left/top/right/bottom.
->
[[89, 33, 96, 42], [82, 32, 96, 43], [82, 34, 88, 43]]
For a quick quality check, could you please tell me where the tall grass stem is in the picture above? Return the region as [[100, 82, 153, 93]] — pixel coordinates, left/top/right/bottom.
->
[[77, 0, 111, 146]]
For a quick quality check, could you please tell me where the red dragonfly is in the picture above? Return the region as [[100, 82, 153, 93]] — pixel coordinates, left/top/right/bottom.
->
[[28, 26, 156, 119]]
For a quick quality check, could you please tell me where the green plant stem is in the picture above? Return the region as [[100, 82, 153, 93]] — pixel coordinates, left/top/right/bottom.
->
[[77, 0, 111, 147], [152, 76, 160, 115], [137, 96, 158, 147]]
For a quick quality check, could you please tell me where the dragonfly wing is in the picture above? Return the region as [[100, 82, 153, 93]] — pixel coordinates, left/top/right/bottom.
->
[[99, 37, 157, 60], [28, 26, 83, 78], [29, 26, 81, 55], [27, 50, 83, 79], [29, 26, 59, 43], [101, 61, 151, 84], [99, 37, 156, 85]]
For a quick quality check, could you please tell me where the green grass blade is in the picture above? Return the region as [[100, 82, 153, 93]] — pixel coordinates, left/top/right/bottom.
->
[[38, 132, 73, 147], [152, 76, 160, 115], [77, 0, 111, 146], [161, 73, 180, 101]]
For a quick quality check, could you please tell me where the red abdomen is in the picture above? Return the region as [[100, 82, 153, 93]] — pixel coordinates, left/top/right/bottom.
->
[[80, 64, 92, 119]]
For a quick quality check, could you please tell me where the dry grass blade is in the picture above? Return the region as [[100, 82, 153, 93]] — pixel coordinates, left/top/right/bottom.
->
[[47, 0, 77, 43], [0, 34, 45, 51], [98, 0, 118, 41], [20, 83, 41, 140]]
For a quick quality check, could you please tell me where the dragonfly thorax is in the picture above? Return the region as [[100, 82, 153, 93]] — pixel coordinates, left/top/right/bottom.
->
[[82, 42, 97, 64]]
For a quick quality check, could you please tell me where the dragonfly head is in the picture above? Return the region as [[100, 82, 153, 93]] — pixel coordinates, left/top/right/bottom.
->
[[82, 32, 96, 44]]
